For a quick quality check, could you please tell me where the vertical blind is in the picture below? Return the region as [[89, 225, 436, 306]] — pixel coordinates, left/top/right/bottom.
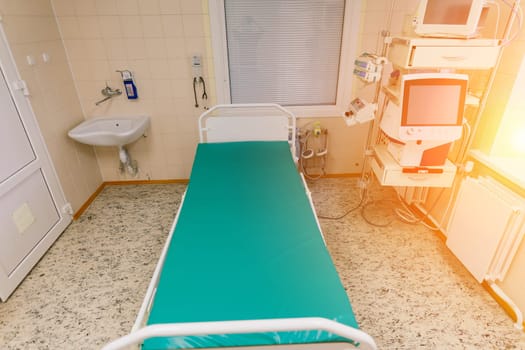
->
[[224, 0, 345, 106]]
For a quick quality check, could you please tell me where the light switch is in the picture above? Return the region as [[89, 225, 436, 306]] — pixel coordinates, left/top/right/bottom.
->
[[42, 52, 50, 63], [26, 55, 35, 66]]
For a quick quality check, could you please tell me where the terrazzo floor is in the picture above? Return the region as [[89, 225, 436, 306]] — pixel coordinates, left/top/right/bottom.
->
[[1, 178, 524, 349]]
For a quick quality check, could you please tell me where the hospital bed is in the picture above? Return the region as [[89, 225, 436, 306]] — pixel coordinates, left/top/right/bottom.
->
[[102, 104, 377, 350]]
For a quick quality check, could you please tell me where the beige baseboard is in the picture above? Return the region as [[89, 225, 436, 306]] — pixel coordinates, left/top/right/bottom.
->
[[73, 179, 189, 220]]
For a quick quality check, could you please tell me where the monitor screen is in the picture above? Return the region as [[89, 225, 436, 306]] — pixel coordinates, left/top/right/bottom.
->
[[403, 81, 465, 126], [379, 73, 467, 144], [423, 0, 473, 25], [414, 0, 486, 37]]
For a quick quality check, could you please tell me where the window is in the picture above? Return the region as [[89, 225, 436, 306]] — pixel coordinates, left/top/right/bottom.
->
[[490, 56, 525, 158], [470, 52, 525, 190], [209, 0, 361, 117]]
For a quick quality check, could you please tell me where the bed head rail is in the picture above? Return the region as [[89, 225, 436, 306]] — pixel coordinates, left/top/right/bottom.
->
[[199, 104, 296, 157]]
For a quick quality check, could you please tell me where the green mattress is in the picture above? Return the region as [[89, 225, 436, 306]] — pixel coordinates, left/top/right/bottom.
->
[[143, 141, 358, 349]]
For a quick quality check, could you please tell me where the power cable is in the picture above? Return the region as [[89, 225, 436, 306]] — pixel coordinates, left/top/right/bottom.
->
[[317, 186, 368, 220]]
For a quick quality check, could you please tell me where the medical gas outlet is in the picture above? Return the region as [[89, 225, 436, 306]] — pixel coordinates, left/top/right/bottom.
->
[[343, 97, 377, 126]]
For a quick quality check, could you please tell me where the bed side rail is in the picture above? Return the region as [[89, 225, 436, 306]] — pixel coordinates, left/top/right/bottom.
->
[[102, 317, 377, 350], [132, 191, 187, 331], [299, 172, 326, 245]]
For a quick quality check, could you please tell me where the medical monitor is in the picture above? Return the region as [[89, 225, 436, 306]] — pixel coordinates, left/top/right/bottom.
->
[[414, 0, 489, 38], [380, 73, 467, 167], [381, 73, 467, 143]]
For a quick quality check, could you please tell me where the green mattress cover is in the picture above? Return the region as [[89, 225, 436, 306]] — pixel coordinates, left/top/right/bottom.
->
[[143, 141, 358, 349]]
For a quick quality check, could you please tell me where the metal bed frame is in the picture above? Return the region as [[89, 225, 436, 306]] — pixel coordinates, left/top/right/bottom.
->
[[102, 104, 377, 350]]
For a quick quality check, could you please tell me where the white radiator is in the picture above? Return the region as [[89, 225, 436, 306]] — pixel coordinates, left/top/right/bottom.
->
[[446, 176, 525, 283]]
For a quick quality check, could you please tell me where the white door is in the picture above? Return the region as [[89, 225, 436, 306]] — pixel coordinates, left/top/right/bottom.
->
[[0, 26, 72, 301]]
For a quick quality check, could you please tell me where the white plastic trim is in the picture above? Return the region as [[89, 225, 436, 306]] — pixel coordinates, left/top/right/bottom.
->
[[103, 317, 377, 350]]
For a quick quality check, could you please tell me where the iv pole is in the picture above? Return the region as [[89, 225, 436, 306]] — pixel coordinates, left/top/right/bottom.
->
[[358, 0, 396, 197]]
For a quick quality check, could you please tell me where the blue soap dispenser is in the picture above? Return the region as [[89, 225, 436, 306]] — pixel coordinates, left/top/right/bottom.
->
[[117, 70, 138, 100]]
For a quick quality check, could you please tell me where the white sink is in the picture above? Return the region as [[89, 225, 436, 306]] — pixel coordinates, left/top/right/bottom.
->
[[68, 116, 150, 147]]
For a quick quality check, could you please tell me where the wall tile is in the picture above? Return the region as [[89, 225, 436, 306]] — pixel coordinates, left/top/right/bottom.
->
[[4, 17, 57, 43], [171, 78, 192, 100], [145, 38, 168, 59], [77, 16, 102, 39], [9, 43, 35, 69], [95, 0, 118, 15], [116, 0, 140, 16], [125, 38, 147, 59], [76, 80, 104, 102], [182, 14, 204, 37], [120, 15, 143, 38], [87, 60, 111, 81], [83, 39, 108, 60], [0, 0, 51, 16], [63, 39, 85, 60], [397, 0, 420, 12], [56, 16, 80, 39], [132, 77, 153, 99], [361, 10, 386, 36], [138, 0, 160, 15], [161, 15, 184, 37], [141, 15, 164, 37], [52, 0, 76, 16], [148, 59, 170, 79], [159, 0, 181, 14], [69, 60, 92, 80], [155, 98, 178, 118], [168, 58, 190, 79], [104, 38, 128, 60], [74, 0, 97, 16], [98, 16, 123, 39], [126, 59, 152, 80], [152, 78, 174, 98], [363, 1, 390, 12], [106, 60, 130, 84], [180, 0, 203, 14], [184, 36, 206, 58], [165, 37, 186, 58]]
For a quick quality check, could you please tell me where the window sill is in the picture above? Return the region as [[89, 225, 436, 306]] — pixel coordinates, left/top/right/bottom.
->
[[469, 149, 525, 191], [286, 105, 343, 118]]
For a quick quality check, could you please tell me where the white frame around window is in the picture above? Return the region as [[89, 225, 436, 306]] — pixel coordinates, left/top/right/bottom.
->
[[208, 0, 362, 118]]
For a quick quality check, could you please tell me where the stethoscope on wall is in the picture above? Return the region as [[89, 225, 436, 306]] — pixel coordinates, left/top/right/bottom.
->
[[192, 55, 208, 109], [193, 76, 207, 108]]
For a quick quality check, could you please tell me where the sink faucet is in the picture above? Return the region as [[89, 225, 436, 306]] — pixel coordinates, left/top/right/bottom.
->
[[96, 84, 122, 105]]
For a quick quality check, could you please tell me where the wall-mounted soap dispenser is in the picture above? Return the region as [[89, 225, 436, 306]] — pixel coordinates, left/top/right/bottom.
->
[[117, 70, 138, 100]]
